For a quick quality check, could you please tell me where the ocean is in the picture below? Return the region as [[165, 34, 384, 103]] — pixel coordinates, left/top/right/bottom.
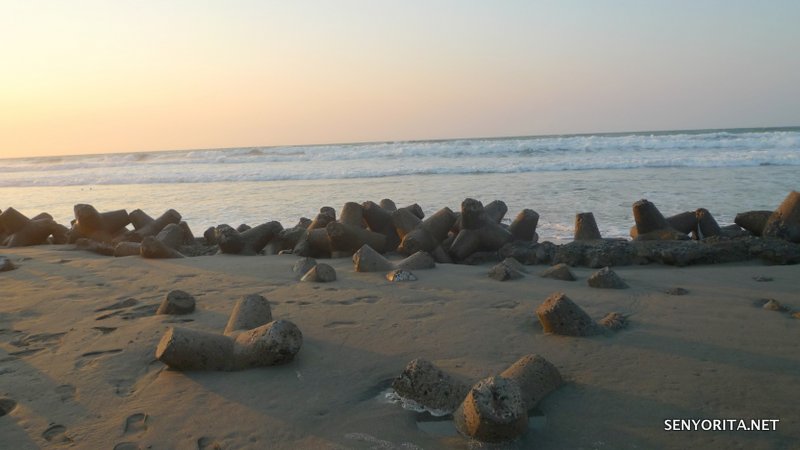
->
[[1, 127, 798, 241]]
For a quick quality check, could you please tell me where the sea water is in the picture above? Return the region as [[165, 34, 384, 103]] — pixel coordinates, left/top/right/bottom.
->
[[1, 127, 798, 241]]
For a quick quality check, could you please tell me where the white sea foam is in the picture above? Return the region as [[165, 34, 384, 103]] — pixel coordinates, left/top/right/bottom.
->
[[1, 129, 797, 187], [1, 129, 797, 242]]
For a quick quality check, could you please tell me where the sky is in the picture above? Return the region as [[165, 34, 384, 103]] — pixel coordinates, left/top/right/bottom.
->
[[1, 0, 799, 158]]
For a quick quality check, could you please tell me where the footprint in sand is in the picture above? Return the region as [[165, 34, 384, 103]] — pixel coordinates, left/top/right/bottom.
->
[[0, 397, 17, 416], [198, 436, 223, 450], [123, 413, 148, 435], [95, 298, 139, 312], [42, 424, 72, 443], [75, 349, 123, 369], [323, 321, 359, 329], [92, 326, 118, 335], [55, 384, 76, 402], [11, 331, 67, 348], [8, 348, 44, 358], [82, 349, 123, 358], [345, 432, 422, 450]]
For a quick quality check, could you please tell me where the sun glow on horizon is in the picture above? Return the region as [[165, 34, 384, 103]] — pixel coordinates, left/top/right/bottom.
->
[[2, 1, 799, 158]]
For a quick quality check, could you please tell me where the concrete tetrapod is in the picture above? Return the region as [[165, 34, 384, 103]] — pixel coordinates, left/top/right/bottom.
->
[[453, 376, 528, 443], [155, 294, 302, 371], [630, 199, 689, 241], [536, 292, 627, 336], [69, 204, 130, 243], [352, 244, 435, 273], [398, 207, 456, 255], [509, 209, 540, 242], [0, 207, 68, 247], [122, 209, 182, 243], [392, 354, 563, 444], [763, 191, 800, 243], [391, 358, 470, 413], [449, 199, 513, 261], [217, 221, 283, 255]]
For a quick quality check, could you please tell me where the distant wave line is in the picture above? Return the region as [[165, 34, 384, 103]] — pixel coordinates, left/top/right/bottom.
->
[[2, 158, 799, 187]]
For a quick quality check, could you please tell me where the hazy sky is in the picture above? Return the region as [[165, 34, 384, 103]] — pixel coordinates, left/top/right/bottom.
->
[[2, 1, 799, 157]]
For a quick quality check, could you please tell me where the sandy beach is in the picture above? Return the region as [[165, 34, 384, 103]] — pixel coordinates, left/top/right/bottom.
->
[[1, 245, 798, 449]]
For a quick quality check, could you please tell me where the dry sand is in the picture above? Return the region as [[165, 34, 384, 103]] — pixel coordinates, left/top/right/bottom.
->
[[1, 246, 798, 449]]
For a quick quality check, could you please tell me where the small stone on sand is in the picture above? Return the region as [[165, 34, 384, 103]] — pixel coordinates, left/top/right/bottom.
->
[[386, 269, 417, 282]]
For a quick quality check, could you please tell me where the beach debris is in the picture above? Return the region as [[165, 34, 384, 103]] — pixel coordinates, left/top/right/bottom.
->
[[301, 263, 337, 282], [453, 376, 528, 443], [598, 312, 628, 330], [156, 290, 196, 315], [0, 207, 69, 247], [488, 260, 524, 281], [665, 287, 689, 295], [217, 221, 283, 255], [386, 268, 417, 281], [587, 267, 628, 289], [763, 190, 800, 243], [140, 236, 184, 259], [587, 266, 628, 288], [735, 210, 772, 236], [540, 263, 576, 281], [392, 359, 470, 414], [762, 298, 789, 312], [509, 208, 540, 242], [399, 207, 457, 255], [156, 294, 301, 371], [793, 312, 800, 320], [292, 257, 318, 278], [752, 275, 773, 282], [536, 292, 601, 336], [0, 255, 16, 272], [574, 212, 602, 241]]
